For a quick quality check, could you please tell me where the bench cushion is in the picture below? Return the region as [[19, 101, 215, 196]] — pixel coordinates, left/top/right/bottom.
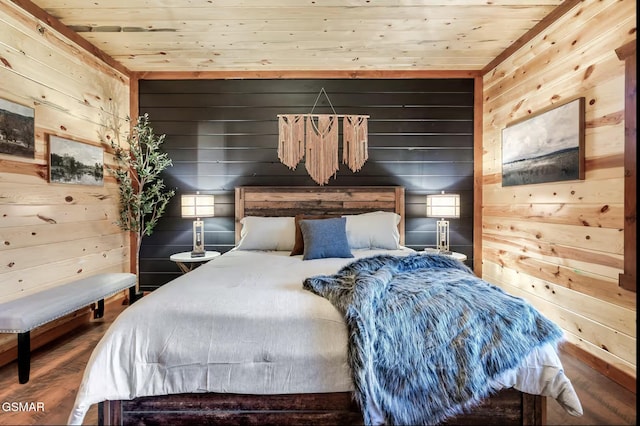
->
[[0, 273, 136, 333]]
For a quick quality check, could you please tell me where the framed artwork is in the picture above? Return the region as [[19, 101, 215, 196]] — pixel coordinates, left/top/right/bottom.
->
[[0, 98, 35, 158], [502, 97, 585, 187], [49, 135, 104, 186]]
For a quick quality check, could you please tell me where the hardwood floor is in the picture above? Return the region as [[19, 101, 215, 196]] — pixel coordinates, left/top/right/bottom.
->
[[0, 299, 635, 425]]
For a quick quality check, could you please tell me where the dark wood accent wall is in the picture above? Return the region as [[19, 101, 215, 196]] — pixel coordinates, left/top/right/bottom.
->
[[138, 79, 474, 290]]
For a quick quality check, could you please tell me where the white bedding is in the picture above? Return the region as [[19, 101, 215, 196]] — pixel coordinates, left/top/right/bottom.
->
[[69, 248, 582, 424]]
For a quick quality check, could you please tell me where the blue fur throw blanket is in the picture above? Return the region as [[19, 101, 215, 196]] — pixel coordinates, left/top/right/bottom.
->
[[303, 253, 563, 425]]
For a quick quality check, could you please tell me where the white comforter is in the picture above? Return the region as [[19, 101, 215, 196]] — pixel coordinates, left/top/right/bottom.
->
[[69, 249, 582, 424]]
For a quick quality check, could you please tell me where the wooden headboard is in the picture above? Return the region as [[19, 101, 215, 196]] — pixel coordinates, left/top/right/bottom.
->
[[234, 186, 405, 245]]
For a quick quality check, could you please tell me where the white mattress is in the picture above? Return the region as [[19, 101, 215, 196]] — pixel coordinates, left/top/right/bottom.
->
[[69, 248, 582, 424]]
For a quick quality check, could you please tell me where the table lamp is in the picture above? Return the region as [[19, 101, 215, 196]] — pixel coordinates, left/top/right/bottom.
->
[[181, 192, 214, 257], [426, 191, 460, 253]]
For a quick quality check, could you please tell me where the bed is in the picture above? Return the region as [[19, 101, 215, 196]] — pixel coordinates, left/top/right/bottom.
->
[[69, 186, 582, 425]]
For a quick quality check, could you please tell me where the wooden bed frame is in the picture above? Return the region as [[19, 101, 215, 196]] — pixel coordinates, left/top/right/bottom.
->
[[99, 186, 546, 426]]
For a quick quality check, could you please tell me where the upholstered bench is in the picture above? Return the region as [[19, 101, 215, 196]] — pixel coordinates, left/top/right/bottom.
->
[[0, 272, 136, 384]]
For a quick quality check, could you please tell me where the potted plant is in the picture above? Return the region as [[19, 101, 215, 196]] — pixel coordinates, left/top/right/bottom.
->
[[106, 113, 175, 302]]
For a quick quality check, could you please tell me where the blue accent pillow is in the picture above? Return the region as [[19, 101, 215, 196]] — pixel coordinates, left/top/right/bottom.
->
[[299, 217, 354, 260]]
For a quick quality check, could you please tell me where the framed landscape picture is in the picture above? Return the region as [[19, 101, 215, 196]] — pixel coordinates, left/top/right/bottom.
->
[[502, 97, 585, 187], [49, 135, 104, 186], [0, 98, 35, 158]]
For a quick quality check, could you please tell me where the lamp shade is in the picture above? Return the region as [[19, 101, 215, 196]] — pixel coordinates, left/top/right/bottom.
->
[[181, 193, 215, 218], [426, 192, 460, 218]]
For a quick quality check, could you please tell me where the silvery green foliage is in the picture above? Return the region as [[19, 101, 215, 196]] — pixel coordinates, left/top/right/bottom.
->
[[107, 113, 175, 240]]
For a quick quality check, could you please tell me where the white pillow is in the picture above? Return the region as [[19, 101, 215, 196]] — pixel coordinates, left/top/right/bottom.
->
[[343, 211, 401, 249], [236, 216, 295, 251]]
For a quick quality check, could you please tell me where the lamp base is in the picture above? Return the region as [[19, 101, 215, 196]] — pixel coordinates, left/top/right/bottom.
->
[[190, 250, 205, 258], [192, 219, 205, 257], [436, 219, 450, 253]]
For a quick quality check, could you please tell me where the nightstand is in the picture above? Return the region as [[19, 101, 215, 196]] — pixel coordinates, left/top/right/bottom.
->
[[170, 251, 220, 273], [421, 248, 467, 262]]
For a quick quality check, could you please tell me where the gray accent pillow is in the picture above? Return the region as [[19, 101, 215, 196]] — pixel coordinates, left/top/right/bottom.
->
[[300, 217, 354, 260]]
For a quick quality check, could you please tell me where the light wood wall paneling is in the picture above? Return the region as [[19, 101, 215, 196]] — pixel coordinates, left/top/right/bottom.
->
[[30, 105, 128, 153], [0, 160, 48, 181], [0, 203, 120, 228], [0, 181, 119, 206], [483, 262, 635, 338], [481, 202, 623, 228], [483, 215, 623, 256], [0, 248, 128, 301], [483, 178, 624, 204], [483, 233, 622, 279], [483, 246, 634, 310], [483, 218, 623, 256], [482, 0, 636, 384], [484, 261, 636, 368], [0, 219, 122, 252], [485, 285, 636, 370], [0, 0, 131, 362], [1, 233, 126, 274]]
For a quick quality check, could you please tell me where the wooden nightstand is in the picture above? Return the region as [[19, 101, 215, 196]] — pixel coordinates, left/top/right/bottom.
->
[[170, 251, 220, 273]]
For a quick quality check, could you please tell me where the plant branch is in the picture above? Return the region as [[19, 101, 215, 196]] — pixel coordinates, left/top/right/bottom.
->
[[104, 112, 175, 258]]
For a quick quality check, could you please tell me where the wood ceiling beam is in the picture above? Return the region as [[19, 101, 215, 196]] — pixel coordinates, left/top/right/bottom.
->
[[481, 0, 583, 75], [9, 0, 131, 78], [134, 69, 481, 80]]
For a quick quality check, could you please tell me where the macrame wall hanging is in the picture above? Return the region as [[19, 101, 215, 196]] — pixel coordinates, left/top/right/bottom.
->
[[278, 88, 369, 185]]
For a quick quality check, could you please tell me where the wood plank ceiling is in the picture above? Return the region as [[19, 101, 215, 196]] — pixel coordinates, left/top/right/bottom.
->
[[25, 0, 565, 73]]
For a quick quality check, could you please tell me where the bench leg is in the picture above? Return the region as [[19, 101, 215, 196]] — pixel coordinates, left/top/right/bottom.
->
[[129, 286, 138, 304], [94, 299, 105, 319], [17, 331, 30, 384]]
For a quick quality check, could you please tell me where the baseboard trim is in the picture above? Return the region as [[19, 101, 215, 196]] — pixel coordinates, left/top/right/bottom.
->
[[560, 341, 636, 394]]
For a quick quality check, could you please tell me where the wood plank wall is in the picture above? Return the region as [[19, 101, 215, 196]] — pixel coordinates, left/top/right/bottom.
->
[[482, 0, 636, 387], [137, 79, 474, 290], [0, 0, 130, 360], [0, 0, 634, 393]]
